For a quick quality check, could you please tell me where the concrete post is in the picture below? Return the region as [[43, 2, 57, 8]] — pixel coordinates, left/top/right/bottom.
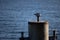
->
[[28, 21, 49, 40]]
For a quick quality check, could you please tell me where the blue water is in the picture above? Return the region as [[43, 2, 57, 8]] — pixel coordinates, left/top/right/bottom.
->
[[0, 0, 60, 40]]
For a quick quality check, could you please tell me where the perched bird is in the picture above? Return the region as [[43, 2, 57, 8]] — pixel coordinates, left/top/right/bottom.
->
[[34, 13, 40, 22], [34, 13, 40, 17]]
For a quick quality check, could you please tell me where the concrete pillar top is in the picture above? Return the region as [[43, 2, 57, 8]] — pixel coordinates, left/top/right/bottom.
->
[[28, 21, 48, 24]]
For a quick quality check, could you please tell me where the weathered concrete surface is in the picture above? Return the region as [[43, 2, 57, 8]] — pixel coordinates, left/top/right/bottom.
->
[[28, 22, 49, 40], [0, 0, 60, 40]]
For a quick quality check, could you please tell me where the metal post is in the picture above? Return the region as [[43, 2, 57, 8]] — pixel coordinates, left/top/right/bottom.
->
[[20, 32, 24, 40], [53, 30, 57, 40]]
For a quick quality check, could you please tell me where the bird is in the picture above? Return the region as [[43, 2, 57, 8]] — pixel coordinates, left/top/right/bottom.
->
[[34, 13, 40, 17], [34, 13, 40, 22]]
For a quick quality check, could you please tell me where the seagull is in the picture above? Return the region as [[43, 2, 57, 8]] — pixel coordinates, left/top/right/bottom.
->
[[34, 13, 40, 22]]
